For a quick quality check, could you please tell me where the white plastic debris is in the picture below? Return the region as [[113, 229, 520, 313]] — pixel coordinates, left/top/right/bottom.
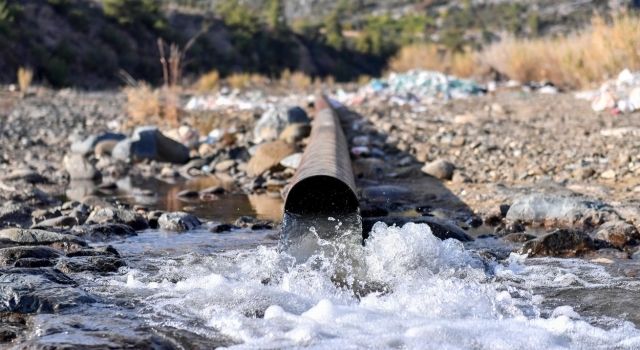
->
[[585, 68, 640, 113]]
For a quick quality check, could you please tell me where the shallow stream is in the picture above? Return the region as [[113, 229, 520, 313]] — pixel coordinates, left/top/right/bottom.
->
[[24, 216, 640, 349]]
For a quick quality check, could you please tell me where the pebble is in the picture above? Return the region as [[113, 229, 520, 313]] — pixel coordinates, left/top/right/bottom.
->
[[421, 159, 455, 180], [158, 212, 201, 232]]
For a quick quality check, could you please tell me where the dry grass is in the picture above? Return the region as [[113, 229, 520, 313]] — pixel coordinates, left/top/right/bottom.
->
[[389, 14, 640, 88], [225, 73, 269, 90], [280, 69, 313, 90], [17, 67, 33, 95], [194, 70, 220, 91], [389, 43, 481, 77], [124, 83, 180, 127], [482, 15, 640, 88]]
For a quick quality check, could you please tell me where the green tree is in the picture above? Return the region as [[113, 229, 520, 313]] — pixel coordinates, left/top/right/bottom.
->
[[265, 0, 286, 32], [324, 4, 344, 49], [0, 0, 12, 23], [102, 0, 164, 29]]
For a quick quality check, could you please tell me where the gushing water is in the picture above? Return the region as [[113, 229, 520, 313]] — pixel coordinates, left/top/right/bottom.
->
[[54, 222, 640, 349]]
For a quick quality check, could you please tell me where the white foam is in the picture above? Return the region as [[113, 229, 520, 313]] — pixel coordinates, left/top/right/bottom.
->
[[115, 222, 640, 349]]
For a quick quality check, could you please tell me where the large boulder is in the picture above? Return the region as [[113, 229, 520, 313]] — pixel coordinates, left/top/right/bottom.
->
[[71, 132, 126, 156], [0, 267, 95, 313], [246, 140, 297, 177], [0, 228, 87, 250], [253, 106, 310, 143], [112, 126, 190, 164]]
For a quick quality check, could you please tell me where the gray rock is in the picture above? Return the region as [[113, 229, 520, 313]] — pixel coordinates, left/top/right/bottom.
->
[[421, 159, 455, 180], [86, 208, 149, 231], [69, 223, 137, 241], [521, 229, 595, 257], [56, 256, 126, 274], [31, 216, 78, 229], [506, 194, 616, 228], [1, 169, 47, 184], [254, 106, 310, 143], [0, 267, 95, 313], [503, 232, 536, 243], [63, 154, 100, 180], [594, 221, 640, 249], [71, 132, 126, 155], [0, 246, 63, 266], [0, 228, 87, 250], [0, 203, 33, 229], [112, 126, 190, 164], [158, 212, 201, 232]]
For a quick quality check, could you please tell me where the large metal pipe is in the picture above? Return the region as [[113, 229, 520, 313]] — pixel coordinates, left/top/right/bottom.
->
[[283, 96, 359, 216], [281, 95, 361, 257]]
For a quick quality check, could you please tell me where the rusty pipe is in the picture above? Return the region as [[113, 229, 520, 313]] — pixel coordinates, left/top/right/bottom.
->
[[283, 95, 359, 217]]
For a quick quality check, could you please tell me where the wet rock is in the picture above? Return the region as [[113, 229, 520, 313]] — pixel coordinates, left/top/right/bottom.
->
[[506, 194, 615, 228], [200, 186, 225, 195], [0, 228, 87, 251], [360, 204, 389, 218], [503, 232, 536, 243], [86, 208, 149, 231], [279, 123, 311, 143], [421, 159, 455, 180], [0, 312, 27, 343], [67, 245, 120, 258], [209, 223, 239, 233], [254, 106, 310, 143], [31, 216, 78, 229], [483, 205, 509, 226], [0, 203, 33, 229], [0, 267, 95, 313], [521, 229, 595, 257], [14, 257, 55, 268], [158, 212, 201, 232], [146, 210, 164, 229], [69, 223, 137, 241], [112, 126, 190, 164], [63, 153, 99, 180], [71, 132, 126, 155], [1, 169, 47, 184], [56, 256, 126, 274], [0, 246, 63, 266], [362, 185, 412, 202], [247, 140, 297, 177], [177, 189, 200, 199], [352, 158, 387, 179], [594, 221, 640, 249], [362, 216, 472, 242]]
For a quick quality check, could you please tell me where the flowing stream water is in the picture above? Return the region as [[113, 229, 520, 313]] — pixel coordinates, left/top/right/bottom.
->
[[23, 211, 640, 349]]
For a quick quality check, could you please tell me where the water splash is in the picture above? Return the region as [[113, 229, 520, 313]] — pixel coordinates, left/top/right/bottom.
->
[[101, 222, 640, 349]]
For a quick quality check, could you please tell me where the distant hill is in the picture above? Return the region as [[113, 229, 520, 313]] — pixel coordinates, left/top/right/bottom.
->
[[0, 0, 635, 88]]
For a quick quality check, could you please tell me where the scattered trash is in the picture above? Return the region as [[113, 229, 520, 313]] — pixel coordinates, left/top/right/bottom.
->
[[578, 68, 640, 113], [336, 70, 485, 107]]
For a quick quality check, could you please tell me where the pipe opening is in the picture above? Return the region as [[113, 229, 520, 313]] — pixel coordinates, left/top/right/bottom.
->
[[284, 175, 359, 216]]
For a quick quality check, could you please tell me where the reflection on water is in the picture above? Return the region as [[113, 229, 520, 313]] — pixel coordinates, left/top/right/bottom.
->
[[65, 176, 284, 222]]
